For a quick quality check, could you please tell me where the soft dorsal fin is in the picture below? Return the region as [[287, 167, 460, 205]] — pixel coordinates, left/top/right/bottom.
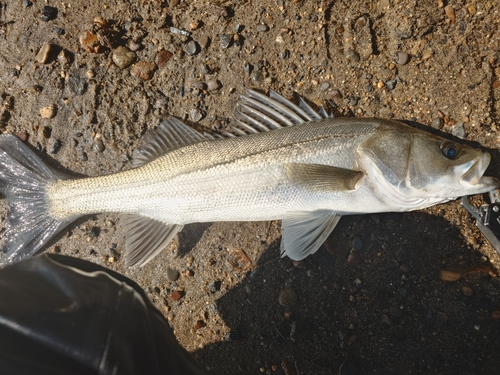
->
[[222, 89, 332, 137], [281, 211, 341, 260], [132, 118, 207, 167], [285, 163, 363, 192], [121, 213, 184, 267]]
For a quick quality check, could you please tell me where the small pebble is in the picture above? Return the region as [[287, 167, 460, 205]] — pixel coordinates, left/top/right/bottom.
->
[[68, 75, 88, 95], [244, 62, 252, 73], [206, 79, 220, 91], [79, 31, 100, 53], [35, 44, 55, 64], [467, 5, 477, 15], [431, 117, 444, 130], [451, 122, 465, 139], [184, 40, 199, 56], [389, 306, 402, 318], [77, 148, 88, 161], [14, 131, 28, 141], [394, 51, 409, 65], [445, 5, 456, 23], [189, 108, 203, 121], [319, 81, 330, 91], [169, 291, 184, 301], [345, 49, 360, 62], [94, 16, 109, 29], [327, 89, 342, 100], [399, 264, 410, 273], [190, 20, 201, 30], [169, 26, 191, 37], [39, 125, 52, 138], [385, 79, 397, 90], [57, 49, 71, 65], [93, 139, 105, 153], [381, 314, 392, 325], [112, 46, 136, 69], [422, 50, 433, 60], [130, 61, 155, 80], [491, 308, 500, 320], [347, 251, 361, 266], [462, 286, 473, 296], [22, 0, 33, 7], [220, 34, 231, 49], [40, 105, 56, 119], [54, 26, 65, 35], [352, 237, 363, 251], [155, 50, 173, 69], [50, 139, 62, 154], [201, 64, 212, 74], [41, 6, 57, 22], [251, 70, 263, 82], [279, 50, 289, 60], [349, 96, 359, 106], [128, 40, 142, 52], [166, 267, 180, 281], [439, 269, 462, 282], [256, 24, 269, 32], [197, 35, 210, 50], [377, 81, 385, 89], [278, 288, 298, 307]]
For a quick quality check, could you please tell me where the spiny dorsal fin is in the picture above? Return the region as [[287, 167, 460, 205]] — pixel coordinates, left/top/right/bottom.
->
[[225, 90, 331, 136], [281, 211, 341, 260], [285, 163, 363, 192], [132, 118, 207, 167], [121, 213, 183, 267]]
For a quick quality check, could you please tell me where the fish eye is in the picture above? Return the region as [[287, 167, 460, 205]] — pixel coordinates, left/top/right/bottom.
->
[[440, 141, 458, 159]]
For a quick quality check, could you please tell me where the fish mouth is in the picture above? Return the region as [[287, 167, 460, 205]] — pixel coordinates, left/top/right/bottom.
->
[[461, 152, 498, 188]]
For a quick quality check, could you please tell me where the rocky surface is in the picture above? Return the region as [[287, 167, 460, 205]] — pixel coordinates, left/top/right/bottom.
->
[[1, 0, 500, 374]]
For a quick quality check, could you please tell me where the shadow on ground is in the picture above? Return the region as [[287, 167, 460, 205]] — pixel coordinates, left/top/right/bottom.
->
[[192, 211, 500, 375]]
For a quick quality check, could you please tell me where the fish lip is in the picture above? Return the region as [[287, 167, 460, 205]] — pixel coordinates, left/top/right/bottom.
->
[[461, 152, 491, 186]]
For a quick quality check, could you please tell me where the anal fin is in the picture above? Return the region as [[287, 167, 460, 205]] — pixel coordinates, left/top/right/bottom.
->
[[121, 214, 183, 267], [280, 211, 341, 260]]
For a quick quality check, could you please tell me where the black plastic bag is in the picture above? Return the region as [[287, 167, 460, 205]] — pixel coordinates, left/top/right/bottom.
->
[[0, 254, 208, 375]]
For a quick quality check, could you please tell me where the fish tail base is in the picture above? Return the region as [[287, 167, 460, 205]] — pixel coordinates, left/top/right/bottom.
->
[[0, 135, 76, 266]]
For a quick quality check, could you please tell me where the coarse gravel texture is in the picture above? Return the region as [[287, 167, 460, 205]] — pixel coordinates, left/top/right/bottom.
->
[[2, 0, 500, 374]]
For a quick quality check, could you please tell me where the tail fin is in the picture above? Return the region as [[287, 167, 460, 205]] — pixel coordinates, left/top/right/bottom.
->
[[0, 135, 75, 266]]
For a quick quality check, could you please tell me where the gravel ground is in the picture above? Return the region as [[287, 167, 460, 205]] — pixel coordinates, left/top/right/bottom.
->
[[1, 0, 500, 374]]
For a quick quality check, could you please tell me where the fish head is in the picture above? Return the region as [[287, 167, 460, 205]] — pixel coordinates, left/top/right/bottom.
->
[[359, 122, 499, 204]]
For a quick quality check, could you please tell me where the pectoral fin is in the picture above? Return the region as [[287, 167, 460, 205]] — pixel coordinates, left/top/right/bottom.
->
[[121, 214, 183, 267], [286, 163, 363, 191], [280, 211, 341, 260]]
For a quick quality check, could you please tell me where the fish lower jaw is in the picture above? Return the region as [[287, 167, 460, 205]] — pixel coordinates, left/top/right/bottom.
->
[[458, 176, 500, 194]]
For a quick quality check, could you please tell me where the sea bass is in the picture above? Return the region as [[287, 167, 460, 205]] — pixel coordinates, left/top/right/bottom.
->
[[0, 90, 498, 267]]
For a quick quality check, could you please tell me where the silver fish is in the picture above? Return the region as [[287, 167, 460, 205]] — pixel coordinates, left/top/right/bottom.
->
[[0, 90, 498, 266]]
